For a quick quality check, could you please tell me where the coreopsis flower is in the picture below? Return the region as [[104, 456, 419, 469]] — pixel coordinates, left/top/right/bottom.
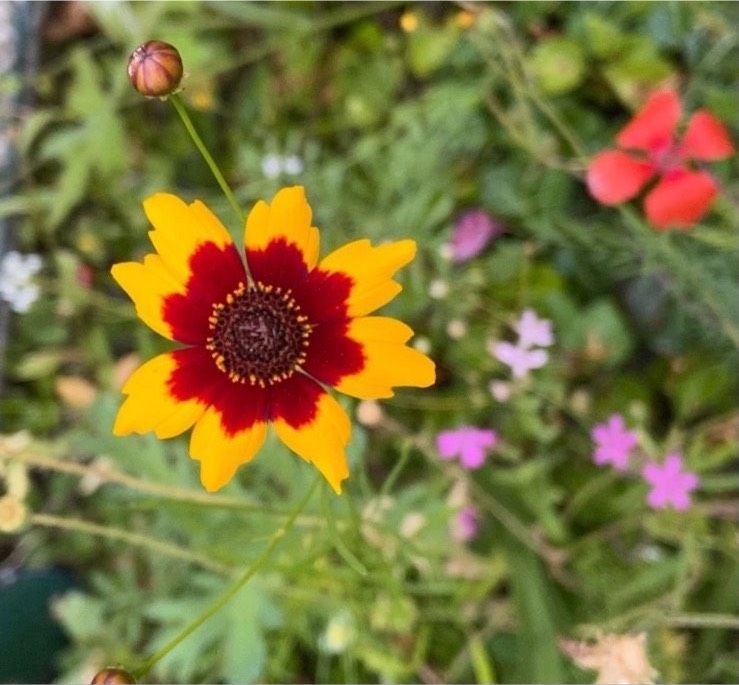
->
[[111, 187, 435, 492], [127, 40, 183, 97], [90, 668, 136, 684], [587, 89, 735, 229], [591, 413, 638, 471], [642, 453, 698, 511], [437, 426, 497, 469]]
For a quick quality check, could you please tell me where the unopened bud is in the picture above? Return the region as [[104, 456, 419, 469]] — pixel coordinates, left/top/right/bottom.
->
[[127, 40, 183, 97], [91, 667, 136, 684]]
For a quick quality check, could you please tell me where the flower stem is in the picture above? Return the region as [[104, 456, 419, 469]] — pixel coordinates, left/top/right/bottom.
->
[[132, 475, 321, 680], [168, 93, 244, 224], [30, 513, 233, 576]]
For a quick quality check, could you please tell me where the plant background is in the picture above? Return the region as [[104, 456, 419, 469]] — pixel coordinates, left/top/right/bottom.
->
[[0, 1, 737, 683]]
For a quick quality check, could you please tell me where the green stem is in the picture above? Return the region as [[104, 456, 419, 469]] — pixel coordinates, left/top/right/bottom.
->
[[663, 613, 739, 630], [30, 513, 233, 576], [132, 475, 321, 679], [168, 94, 244, 225]]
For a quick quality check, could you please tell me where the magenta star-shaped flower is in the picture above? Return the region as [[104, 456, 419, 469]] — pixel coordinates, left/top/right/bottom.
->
[[513, 308, 554, 349], [436, 426, 498, 470], [591, 414, 638, 471], [452, 506, 479, 542], [642, 453, 699, 511]]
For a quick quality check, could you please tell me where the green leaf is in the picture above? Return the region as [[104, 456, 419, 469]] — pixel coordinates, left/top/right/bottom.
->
[[506, 545, 566, 681], [222, 582, 281, 682]]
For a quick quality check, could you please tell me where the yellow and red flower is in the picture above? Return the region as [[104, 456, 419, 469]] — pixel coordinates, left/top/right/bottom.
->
[[111, 187, 435, 493], [587, 89, 734, 229]]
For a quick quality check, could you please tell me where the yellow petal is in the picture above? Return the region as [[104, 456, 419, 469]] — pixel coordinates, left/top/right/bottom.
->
[[319, 239, 416, 317], [244, 186, 320, 270], [273, 391, 350, 494], [144, 193, 234, 283], [189, 407, 267, 492], [113, 353, 206, 439], [111, 255, 185, 340], [335, 317, 436, 399]]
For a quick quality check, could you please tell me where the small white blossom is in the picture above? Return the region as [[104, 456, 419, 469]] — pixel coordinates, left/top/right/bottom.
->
[[413, 336, 431, 354], [282, 154, 304, 176], [320, 612, 355, 654], [438, 242, 454, 261], [0, 251, 43, 313], [261, 153, 304, 179], [489, 380, 512, 402], [429, 278, 449, 299], [446, 319, 467, 340], [261, 154, 283, 179]]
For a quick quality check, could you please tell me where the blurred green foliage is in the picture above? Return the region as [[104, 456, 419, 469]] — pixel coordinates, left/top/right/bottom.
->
[[1, 2, 737, 684]]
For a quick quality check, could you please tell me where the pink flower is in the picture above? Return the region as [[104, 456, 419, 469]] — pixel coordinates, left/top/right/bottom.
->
[[642, 453, 699, 511], [452, 506, 479, 542], [451, 210, 503, 262], [514, 308, 554, 349], [491, 341, 548, 378], [591, 414, 638, 471], [437, 427, 497, 470]]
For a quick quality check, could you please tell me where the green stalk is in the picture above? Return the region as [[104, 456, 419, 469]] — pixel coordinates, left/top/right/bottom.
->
[[132, 476, 321, 679], [168, 93, 243, 225]]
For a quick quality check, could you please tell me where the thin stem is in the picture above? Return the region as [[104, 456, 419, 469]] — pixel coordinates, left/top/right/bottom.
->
[[132, 475, 321, 680], [663, 613, 739, 630], [30, 513, 233, 575], [4, 449, 320, 525], [168, 93, 243, 225]]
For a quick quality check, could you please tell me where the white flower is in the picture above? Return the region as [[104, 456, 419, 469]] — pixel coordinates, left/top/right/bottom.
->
[[261, 153, 304, 179], [0, 251, 43, 313], [489, 380, 512, 402], [446, 319, 467, 340], [282, 155, 304, 176], [413, 336, 431, 354], [320, 612, 355, 654], [260, 153, 283, 179], [429, 278, 449, 299]]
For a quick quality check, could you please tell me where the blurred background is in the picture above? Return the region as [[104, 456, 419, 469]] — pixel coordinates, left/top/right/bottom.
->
[[0, 1, 737, 683]]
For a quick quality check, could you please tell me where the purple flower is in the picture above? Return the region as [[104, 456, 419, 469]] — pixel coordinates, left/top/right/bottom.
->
[[451, 210, 503, 262], [642, 453, 699, 511], [453, 506, 479, 542], [591, 414, 638, 471], [514, 309, 553, 349], [437, 427, 497, 469], [490, 341, 548, 378]]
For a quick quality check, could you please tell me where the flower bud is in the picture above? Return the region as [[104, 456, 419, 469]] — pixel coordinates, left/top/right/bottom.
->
[[91, 667, 136, 684], [127, 40, 183, 97]]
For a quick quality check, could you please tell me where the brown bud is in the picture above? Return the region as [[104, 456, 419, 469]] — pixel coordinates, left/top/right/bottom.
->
[[91, 667, 136, 684], [127, 40, 183, 97]]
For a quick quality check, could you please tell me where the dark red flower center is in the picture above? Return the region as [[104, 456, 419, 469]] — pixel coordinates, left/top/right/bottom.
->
[[206, 281, 311, 387], [650, 140, 684, 174]]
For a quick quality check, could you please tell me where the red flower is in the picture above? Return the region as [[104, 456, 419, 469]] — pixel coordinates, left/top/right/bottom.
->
[[587, 89, 734, 230]]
